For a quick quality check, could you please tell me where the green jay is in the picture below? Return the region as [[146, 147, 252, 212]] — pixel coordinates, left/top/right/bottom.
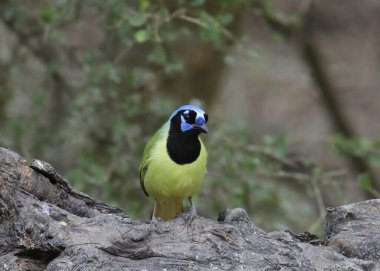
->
[[140, 105, 208, 221]]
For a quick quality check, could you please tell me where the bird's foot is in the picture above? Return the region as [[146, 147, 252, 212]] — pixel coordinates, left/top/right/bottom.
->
[[150, 215, 159, 225], [149, 216, 170, 234], [185, 206, 197, 228], [149, 215, 162, 229]]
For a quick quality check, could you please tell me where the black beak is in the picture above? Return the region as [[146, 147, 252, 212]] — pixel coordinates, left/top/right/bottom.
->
[[196, 123, 208, 134]]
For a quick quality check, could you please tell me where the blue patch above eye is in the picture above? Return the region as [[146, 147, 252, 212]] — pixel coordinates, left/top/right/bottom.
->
[[195, 117, 205, 125]]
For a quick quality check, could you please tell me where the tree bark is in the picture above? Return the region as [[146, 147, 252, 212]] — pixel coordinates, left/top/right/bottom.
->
[[0, 147, 379, 270]]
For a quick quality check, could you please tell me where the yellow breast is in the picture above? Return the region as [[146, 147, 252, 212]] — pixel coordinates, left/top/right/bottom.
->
[[143, 136, 207, 200]]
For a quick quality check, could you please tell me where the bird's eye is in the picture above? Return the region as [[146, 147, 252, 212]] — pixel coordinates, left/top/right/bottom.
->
[[184, 114, 190, 121], [204, 114, 208, 123]]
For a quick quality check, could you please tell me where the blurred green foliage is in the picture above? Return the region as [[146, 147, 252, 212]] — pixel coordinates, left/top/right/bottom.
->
[[0, 0, 258, 221], [332, 135, 380, 167], [332, 134, 380, 194]]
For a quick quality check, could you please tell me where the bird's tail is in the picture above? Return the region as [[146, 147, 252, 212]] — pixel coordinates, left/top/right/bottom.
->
[[156, 198, 183, 221]]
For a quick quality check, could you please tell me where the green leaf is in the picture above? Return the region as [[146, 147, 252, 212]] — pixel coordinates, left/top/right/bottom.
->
[[128, 13, 148, 27], [158, 6, 170, 18], [40, 4, 54, 24], [219, 13, 234, 25], [200, 27, 222, 46], [191, 0, 205, 6], [240, 34, 251, 42], [139, 0, 150, 11], [358, 173, 373, 191], [373, 139, 380, 148], [368, 153, 380, 166], [164, 62, 184, 74], [134, 29, 150, 43], [263, 134, 289, 157], [148, 48, 167, 65], [312, 166, 323, 177]]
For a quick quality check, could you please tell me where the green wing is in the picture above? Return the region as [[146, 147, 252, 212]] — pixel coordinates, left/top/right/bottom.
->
[[139, 123, 168, 196]]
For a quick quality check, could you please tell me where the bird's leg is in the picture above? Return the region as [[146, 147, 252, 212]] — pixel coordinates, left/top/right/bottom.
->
[[188, 197, 197, 216], [185, 197, 197, 227], [149, 199, 170, 233], [151, 199, 158, 224]]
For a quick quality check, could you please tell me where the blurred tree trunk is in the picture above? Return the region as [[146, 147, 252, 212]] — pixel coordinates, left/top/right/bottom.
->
[[299, 3, 378, 197], [256, 1, 375, 200]]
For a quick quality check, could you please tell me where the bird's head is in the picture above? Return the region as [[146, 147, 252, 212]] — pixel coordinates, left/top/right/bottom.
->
[[169, 105, 208, 135]]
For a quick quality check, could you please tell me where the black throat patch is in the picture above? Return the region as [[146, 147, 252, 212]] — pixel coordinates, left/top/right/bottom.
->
[[167, 112, 201, 165]]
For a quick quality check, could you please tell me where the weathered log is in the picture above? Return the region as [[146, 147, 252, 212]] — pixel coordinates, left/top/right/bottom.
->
[[0, 147, 379, 270]]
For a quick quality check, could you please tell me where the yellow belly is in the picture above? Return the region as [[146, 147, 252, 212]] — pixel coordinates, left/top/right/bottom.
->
[[143, 137, 207, 200]]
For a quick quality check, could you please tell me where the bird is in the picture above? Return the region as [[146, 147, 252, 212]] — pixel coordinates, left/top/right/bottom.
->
[[139, 104, 208, 221]]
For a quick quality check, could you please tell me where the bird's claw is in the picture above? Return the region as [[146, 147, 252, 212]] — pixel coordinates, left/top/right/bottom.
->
[[150, 215, 159, 225], [149, 216, 170, 233], [185, 206, 197, 228]]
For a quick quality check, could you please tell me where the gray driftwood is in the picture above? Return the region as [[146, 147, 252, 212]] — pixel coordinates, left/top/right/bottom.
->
[[0, 147, 379, 270]]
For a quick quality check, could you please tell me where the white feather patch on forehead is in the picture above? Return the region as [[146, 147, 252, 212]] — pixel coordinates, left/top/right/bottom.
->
[[169, 104, 205, 120]]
